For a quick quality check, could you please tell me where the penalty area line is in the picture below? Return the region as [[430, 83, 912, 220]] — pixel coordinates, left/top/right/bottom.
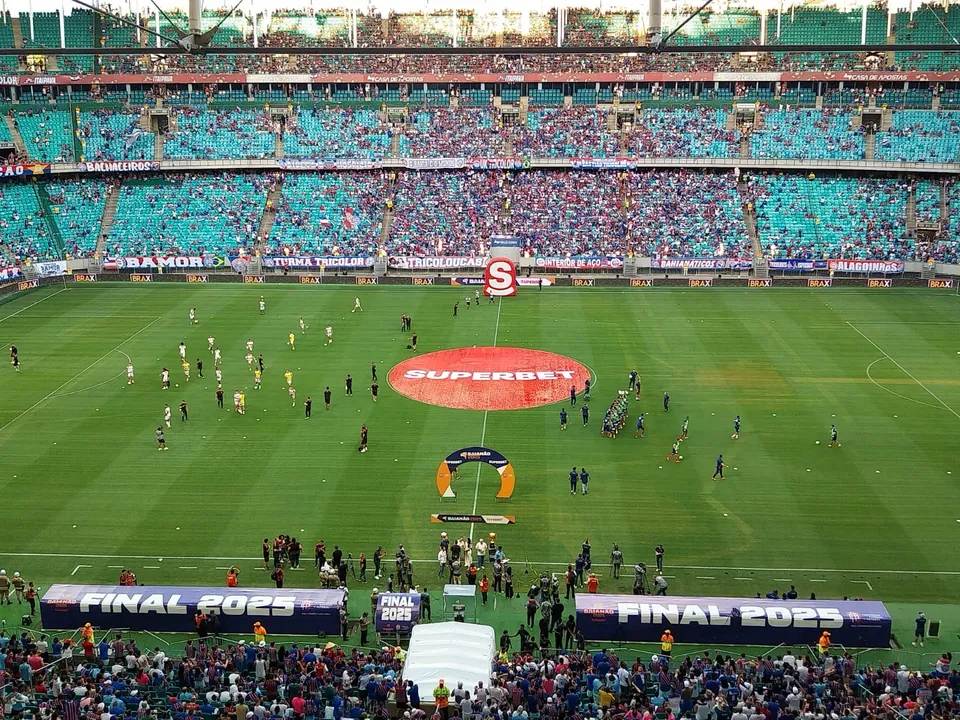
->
[[469, 297, 502, 541]]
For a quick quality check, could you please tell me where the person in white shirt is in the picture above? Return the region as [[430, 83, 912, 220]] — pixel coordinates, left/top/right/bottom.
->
[[782, 652, 796, 669], [189, 308, 197, 325], [437, 548, 447, 577], [179, 342, 186, 360], [214, 347, 222, 366], [475, 539, 487, 567], [126, 363, 135, 384], [163, 404, 172, 428], [353, 297, 362, 313]]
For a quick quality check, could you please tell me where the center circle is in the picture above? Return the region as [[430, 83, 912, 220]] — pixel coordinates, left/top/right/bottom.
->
[[388, 347, 592, 411]]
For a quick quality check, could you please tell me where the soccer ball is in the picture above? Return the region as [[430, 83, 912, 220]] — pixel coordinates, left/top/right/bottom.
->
[[815, 440, 820, 445], [175, 384, 179, 387], [678, 455, 683, 460]]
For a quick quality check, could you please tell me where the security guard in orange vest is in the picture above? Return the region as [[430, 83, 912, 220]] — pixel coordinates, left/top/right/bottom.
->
[[817, 630, 831, 655], [660, 628, 674, 658]]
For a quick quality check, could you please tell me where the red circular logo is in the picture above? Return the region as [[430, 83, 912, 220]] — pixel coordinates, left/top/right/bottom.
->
[[388, 347, 592, 411]]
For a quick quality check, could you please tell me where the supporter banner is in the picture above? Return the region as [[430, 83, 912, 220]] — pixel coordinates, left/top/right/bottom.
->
[[534, 256, 624, 270], [430, 513, 516, 524], [570, 158, 637, 170], [105, 256, 226, 270], [276, 158, 383, 171], [769, 259, 828, 271], [375, 593, 420, 635], [576, 595, 891, 648], [402, 158, 465, 170], [262, 256, 374, 269], [389, 256, 486, 270], [928, 279, 954, 288], [0, 266, 21, 281], [33, 261, 67, 278], [40, 584, 344, 635], [652, 257, 752, 270], [6, 73, 247, 86], [469, 158, 526, 170], [0, 162, 51, 177], [77, 161, 160, 173], [828, 259, 905, 274]]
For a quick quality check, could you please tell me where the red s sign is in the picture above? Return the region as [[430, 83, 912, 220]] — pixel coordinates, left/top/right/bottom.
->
[[484, 257, 517, 297]]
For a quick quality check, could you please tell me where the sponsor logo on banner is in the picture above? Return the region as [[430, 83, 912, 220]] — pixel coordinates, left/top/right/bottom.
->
[[653, 257, 752, 270], [243, 275, 265, 283], [186, 274, 208, 283], [867, 278, 893, 288], [34, 261, 67, 278], [0, 266, 21, 281], [517, 276, 553, 287], [631, 279, 653, 287], [576, 594, 891, 647], [689, 278, 713, 287], [534, 256, 623, 270], [109, 256, 223, 270], [808, 278, 833, 287], [402, 158, 465, 170], [412, 276, 435, 285], [928, 279, 954, 288], [355, 277, 378, 285], [77, 161, 160, 173], [828, 259, 905, 274], [388, 256, 486, 270], [570, 157, 638, 170], [484, 257, 517, 297], [572, 278, 595, 287], [299, 276, 322, 284], [129, 274, 153, 282], [431, 514, 516, 524], [0, 75, 18, 85], [436, 446, 516, 500], [0, 162, 51, 177], [263, 256, 373, 269], [375, 593, 421, 634], [389, 347, 591, 411], [469, 158, 525, 170], [748, 279, 772, 287], [74, 273, 97, 282], [451, 277, 485, 286], [769, 259, 827, 271], [18, 279, 38, 291], [40, 584, 345, 636]]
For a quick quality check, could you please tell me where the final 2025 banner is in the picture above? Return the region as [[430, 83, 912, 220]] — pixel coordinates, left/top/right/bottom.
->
[[577, 595, 891, 647], [41, 585, 345, 635]]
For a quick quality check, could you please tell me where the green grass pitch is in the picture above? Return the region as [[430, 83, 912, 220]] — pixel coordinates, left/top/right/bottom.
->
[[1, 284, 960, 651]]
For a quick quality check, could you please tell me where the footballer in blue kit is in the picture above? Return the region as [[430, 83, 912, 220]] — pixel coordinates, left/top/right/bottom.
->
[[829, 424, 840, 447], [560, 408, 568, 430], [663, 392, 670, 412], [569, 467, 579, 494], [732, 415, 741, 439], [569, 385, 577, 406], [712, 454, 727, 480], [581, 403, 589, 426], [579, 468, 590, 495], [634, 413, 645, 438]]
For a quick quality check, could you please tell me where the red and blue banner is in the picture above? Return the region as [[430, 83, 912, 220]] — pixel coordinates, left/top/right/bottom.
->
[[0, 265, 21, 282], [651, 257, 753, 270], [576, 594, 891, 648], [827, 259, 905, 274], [769, 259, 829, 271], [40, 584, 345, 635], [534, 256, 624, 270], [374, 592, 421, 634]]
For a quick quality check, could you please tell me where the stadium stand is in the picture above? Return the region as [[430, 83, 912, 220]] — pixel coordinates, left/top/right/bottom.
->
[[47, 178, 108, 258], [751, 174, 910, 260], [268, 172, 384, 255], [284, 108, 392, 160], [390, 171, 503, 254], [78, 110, 155, 162], [0, 182, 57, 261], [515, 108, 619, 158], [628, 170, 749, 258], [631, 108, 738, 158], [404, 109, 505, 158], [163, 108, 275, 161], [107, 173, 269, 256], [750, 109, 865, 160], [876, 110, 960, 163], [13, 110, 75, 164]]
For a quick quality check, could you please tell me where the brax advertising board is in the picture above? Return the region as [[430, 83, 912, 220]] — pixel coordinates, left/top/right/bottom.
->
[[576, 595, 891, 647], [41, 585, 345, 635]]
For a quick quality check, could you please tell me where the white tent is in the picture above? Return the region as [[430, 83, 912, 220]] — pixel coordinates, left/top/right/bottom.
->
[[402, 622, 495, 701]]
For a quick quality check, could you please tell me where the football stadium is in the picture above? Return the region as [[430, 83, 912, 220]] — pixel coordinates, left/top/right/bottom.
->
[[1, 0, 960, 714]]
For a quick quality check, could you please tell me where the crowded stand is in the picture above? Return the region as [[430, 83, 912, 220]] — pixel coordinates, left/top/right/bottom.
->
[[163, 108, 276, 161], [403, 109, 505, 159], [389, 171, 504, 255], [630, 108, 738, 159], [514, 109, 620, 159], [46, 178, 108, 258], [78, 110, 155, 163], [627, 171, 749, 258], [750, 110, 865, 161], [876, 111, 960, 163], [106, 173, 270, 257], [284, 108, 393, 160], [0, 182, 57, 262], [268, 172, 385, 256]]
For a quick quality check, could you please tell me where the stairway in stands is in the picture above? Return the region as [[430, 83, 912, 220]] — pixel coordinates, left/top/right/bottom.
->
[[254, 176, 284, 252], [33, 183, 66, 259], [95, 182, 121, 258], [739, 176, 763, 263], [3, 115, 27, 159], [380, 173, 397, 244]]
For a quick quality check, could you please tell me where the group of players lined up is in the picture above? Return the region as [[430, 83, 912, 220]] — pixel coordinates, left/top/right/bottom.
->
[[147, 296, 377, 451]]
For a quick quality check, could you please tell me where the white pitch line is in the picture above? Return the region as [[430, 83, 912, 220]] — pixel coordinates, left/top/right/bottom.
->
[[847, 321, 960, 421], [143, 565, 161, 569], [178, 566, 197, 570], [696, 576, 715, 580], [851, 580, 874, 591], [8, 551, 960, 578], [468, 297, 502, 541], [107, 565, 124, 569], [809, 579, 827, 583], [0, 287, 68, 324], [774, 578, 793, 582], [0, 317, 161, 436], [70, 564, 91, 576]]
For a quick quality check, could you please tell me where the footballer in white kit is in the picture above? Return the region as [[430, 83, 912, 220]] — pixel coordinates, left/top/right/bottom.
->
[[126, 363, 135, 384], [163, 404, 172, 428], [245, 339, 254, 353], [326, 325, 333, 344], [259, 297, 265, 315], [178, 342, 186, 360], [288, 386, 297, 406], [207, 336, 215, 352], [215, 367, 223, 386], [189, 308, 197, 325], [160, 368, 170, 389], [352, 297, 362, 313], [300, 317, 307, 333], [214, 347, 222, 366]]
